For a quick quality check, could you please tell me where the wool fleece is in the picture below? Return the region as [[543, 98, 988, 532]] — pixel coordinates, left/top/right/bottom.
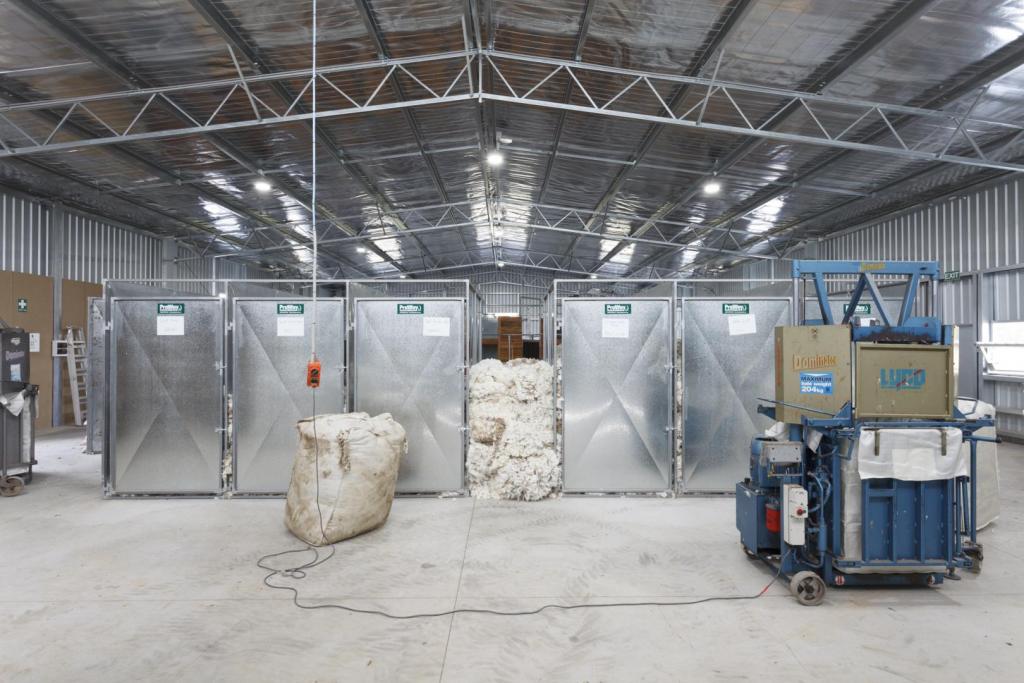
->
[[467, 359, 559, 500]]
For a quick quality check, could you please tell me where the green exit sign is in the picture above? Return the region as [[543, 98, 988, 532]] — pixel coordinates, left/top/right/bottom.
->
[[943, 270, 960, 282], [16, 298, 28, 313]]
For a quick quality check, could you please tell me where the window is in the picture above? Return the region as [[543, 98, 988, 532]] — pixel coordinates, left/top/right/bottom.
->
[[979, 321, 1024, 377]]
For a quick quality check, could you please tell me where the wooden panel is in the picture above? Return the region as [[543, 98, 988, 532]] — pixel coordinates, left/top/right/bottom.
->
[[4, 270, 54, 430]]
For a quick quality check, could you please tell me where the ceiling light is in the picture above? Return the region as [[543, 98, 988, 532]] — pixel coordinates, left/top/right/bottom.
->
[[702, 180, 721, 195], [253, 179, 272, 193], [499, 135, 513, 144], [399, 274, 407, 279], [356, 246, 367, 253], [497, 260, 505, 268], [486, 150, 505, 167], [589, 273, 598, 279]]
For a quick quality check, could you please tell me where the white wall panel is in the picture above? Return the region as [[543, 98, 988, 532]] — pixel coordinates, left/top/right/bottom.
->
[[823, 177, 1023, 274], [0, 191, 50, 275], [64, 212, 161, 283]]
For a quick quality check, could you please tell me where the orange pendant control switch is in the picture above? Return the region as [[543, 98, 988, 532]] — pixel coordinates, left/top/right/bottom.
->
[[306, 360, 321, 388]]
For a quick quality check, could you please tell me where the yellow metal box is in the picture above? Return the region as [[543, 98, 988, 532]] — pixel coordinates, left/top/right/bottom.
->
[[774, 325, 852, 424], [854, 343, 954, 419]]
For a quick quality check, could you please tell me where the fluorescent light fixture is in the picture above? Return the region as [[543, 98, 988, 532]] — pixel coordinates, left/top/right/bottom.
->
[[398, 274, 407, 279], [486, 150, 505, 167], [356, 246, 367, 253], [497, 260, 505, 268], [253, 179, 272, 193], [702, 180, 721, 195], [589, 273, 598, 279]]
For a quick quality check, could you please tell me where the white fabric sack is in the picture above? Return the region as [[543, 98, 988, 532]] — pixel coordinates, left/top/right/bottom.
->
[[0, 391, 27, 417], [857, 427, 964, 481], [958, 398, 1000, 529], [285, 412, 407, 546]]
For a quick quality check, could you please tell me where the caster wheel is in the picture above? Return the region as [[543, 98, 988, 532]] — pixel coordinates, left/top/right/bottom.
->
[[743, 546, 757, 560], [1, 475, 25, 497], [789, 571, 826, 606]]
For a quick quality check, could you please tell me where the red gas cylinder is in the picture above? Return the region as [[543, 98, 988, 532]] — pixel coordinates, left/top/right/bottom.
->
[[765, 501, 781, 533]]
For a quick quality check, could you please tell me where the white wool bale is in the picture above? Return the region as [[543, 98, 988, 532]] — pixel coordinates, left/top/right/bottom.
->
[[468, 401, 509, 444], [467, 359, 559, 500], [285, 412, 407, 546]]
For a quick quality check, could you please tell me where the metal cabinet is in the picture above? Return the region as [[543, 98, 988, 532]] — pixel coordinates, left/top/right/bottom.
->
[[231, 298, 345, 494], [109, 298, 224, 494], [353, 298, 465, 493], [680, 298, 790, 492], [562, 298, 673, 492]]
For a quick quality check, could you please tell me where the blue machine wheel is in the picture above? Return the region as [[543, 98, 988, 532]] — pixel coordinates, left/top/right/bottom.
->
[[790, 571, 826, 606]]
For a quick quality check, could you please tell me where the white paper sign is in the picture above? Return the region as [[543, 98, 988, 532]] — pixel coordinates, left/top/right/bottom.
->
[[156, 316, 185, 336], [28, 333, 40, 353], [727, 314, 756, 336], [423, 316, 451, 337], [10, 364, 21, 382], [277, 316, 305, 337], [602, 317, 630, 338]]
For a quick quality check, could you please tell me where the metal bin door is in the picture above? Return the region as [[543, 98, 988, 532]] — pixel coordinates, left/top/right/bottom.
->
[[681, 298, 790, 492], [110, 298, 223, 494], [353, 299, 465, 493], [562, 298, 673, 492], [86, 297, 105, 454], [232, 298, 345, 493]]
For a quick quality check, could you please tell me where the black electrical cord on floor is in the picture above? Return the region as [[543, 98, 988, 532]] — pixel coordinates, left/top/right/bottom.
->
[[260, 363, 787, 619], [256, 534, 789, 620]]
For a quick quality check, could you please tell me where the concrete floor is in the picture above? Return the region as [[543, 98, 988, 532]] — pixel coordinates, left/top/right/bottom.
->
[[2, 429, 1023, 682]]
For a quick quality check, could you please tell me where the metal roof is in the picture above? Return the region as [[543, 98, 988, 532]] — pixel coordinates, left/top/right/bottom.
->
[[1, 0, 1023, 280]]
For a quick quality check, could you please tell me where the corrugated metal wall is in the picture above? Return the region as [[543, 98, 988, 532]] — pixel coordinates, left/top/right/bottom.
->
[[821, 175, 1023, 437], [1, 191, 50, 275], [822, 177, 1022, 326], [64, 212, 162, 282], [0, 186, 268, 286], [823, 179, 1022, 273]]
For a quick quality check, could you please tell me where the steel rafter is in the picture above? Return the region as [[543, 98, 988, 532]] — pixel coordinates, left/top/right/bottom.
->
[[351, 0, 465, 257], [672, 32, 1024, 274], [4, 0, 378, 278], [3, 50, 1022, 175], [554, 0, 756, 259], [172, 198, 795, 266], [614, 0, 940, 276], [185, 0, 432, 271]]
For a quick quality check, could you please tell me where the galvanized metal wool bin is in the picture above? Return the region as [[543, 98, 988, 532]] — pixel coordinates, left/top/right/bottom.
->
[[560, 298, 674, 492], [679, 298, 791, 492], [352, 298, 466, 493], [107, 297, 224, 495], [231, 298, 346, 494]]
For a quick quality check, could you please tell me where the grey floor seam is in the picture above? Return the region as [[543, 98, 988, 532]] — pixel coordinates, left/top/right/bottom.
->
[[438, 496, 477, 683]]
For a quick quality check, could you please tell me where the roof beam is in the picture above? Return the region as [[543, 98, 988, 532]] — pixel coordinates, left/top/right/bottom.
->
[[666, 30, 1024, 275], [6, 0, 385, 278], [533, 0, 598, 203], [5, 51, 1022, 172], [352, 0, 464, 256], [556, 0, 756, 259], [187, 0, 437, 268], [613, 0, 939, 275]]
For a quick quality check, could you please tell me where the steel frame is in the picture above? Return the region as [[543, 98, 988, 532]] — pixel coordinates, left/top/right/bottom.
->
[[170, 198, 799, 276], [3, 49, 1022, 176]]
